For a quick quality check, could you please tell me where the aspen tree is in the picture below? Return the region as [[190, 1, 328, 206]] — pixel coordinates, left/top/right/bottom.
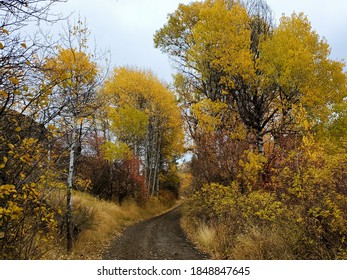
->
[[44, 20, 100, 252]]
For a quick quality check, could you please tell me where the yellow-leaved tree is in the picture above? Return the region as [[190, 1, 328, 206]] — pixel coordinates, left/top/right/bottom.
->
[[155, 0, 346, 155], [102, 67, 184, 197], [44, 20, 102, 253], [0, 0, 66, 260]]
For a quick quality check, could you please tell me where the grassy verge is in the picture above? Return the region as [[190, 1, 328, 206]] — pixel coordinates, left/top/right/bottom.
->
[[181, 216, 218, 259], [181, 181, 347, 260], [181, 215, 297, 259], [44, 190, 176, 259]]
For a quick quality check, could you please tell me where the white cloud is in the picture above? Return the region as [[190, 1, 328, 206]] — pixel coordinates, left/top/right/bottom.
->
[[52, 0, 193, 81]]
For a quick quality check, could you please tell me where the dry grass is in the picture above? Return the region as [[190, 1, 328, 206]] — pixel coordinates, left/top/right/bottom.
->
[[181, 217, 217, 259], [43, 190, 176, 259], [181, 215, 298, 260], [195, 223, 216, 254], [229, 225, 296, 260]]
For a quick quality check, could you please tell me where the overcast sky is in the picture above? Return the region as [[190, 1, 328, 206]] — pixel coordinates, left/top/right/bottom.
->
[[47, 0, 347, 83]]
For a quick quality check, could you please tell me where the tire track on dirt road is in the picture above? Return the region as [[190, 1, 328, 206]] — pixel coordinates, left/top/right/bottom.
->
[[103, 205, 208, 260]]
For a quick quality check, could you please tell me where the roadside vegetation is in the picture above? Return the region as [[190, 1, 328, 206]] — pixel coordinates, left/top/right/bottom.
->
[[0, 1, 181, 259], [156, 0, 347, 259], [45, 190, 176, 259]]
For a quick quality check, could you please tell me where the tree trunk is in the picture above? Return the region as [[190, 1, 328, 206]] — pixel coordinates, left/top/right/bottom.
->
[[151, 119, 162, 196], [66, 118, 77, 253], [146, 121, 153, 193], [257, 129, 264, 155], [151, 126, 158, 196], [154, 129, 162, 196]]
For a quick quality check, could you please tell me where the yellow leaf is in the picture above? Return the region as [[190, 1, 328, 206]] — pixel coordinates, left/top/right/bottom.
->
[[9, 77, 19, 85], [15, 127, 21, 132], [0, 90, 7, 98], [8, 143, 14, 150], [21, 43, 27, 49], [1, 28, 9, 35], [0, 42, 3, 49], [3, 157, 7, 164], [0, 164, 5, 169]]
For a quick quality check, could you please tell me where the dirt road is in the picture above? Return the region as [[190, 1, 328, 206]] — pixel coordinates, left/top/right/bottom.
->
[[102, 206, 208, 260]]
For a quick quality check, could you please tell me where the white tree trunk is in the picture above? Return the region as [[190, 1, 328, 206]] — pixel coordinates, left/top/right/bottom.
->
[[257, 130, 264, 155], [66, 117, 77, 253]]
